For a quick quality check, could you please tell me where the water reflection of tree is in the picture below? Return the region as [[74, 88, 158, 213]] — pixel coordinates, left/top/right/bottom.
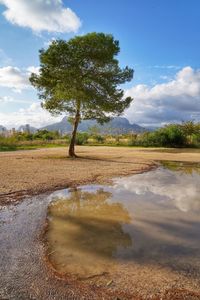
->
[[47, 188, 132, 269], [161, 161, 200, 175]]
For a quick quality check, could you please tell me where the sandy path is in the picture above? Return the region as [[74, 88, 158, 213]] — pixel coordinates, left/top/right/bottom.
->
[[0, 146, 200, 205]]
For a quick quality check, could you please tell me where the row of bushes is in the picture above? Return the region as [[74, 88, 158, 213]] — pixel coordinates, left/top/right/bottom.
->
[[0, 136, 66, 151], [133, 125, 188, 147], [1, 122, 200, 150], [0, 130, 64, 150], [8, 130, 61, 141], [75, 122, 200, 147]]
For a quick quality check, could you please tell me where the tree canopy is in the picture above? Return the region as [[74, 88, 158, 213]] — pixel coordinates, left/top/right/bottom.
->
[[30, 32, 134, 157]]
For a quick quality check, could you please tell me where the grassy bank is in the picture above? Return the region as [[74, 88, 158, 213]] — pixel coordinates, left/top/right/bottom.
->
[[0, 138, 67, 151]]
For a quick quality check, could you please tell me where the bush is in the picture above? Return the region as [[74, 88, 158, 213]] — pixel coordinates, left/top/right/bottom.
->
[[75, 132, 89, 145], [135, 125, 187, 147], [0, 136, 17, 151], [92, 134, 105, 143], [33, 130, 60, 141], [155, 125, 186, 147]]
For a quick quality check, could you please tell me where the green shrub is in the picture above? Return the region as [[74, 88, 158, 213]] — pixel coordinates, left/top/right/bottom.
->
[[0, 136, 17, 151], [75, 132, 89, 145], [92, 134, 105, 143], [33, 130, 60, 141], [133, 125, 187, 147]]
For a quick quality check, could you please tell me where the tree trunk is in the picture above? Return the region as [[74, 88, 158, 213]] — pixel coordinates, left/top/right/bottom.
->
[[68, 109, 80, 158]]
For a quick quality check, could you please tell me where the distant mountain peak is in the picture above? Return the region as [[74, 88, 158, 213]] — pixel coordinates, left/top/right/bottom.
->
[[41, 116, 145, 134], [61, 116, 68, 122]]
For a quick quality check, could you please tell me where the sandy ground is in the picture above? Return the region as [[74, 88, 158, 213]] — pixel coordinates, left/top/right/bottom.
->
[[1, 146, 200, 205]]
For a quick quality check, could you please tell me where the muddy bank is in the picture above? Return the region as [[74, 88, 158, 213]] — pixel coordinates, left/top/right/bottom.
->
[[1, 146, 200, 206]]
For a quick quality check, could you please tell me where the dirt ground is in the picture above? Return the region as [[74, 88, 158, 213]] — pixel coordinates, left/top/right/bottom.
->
[[1, 146, 200, 205]]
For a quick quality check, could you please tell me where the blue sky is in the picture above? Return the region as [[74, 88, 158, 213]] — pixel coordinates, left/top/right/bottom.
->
[[0, 0, 200, 128]]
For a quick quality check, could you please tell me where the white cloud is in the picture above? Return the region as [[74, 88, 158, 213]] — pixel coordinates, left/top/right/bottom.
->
[[0, 66, 30, 92], [149, 65, 181, 70], [0, 65, 40, 92], [0, 96, 33, 104], [125, 66, 200, 127], [0, 0, 81, 33], [0, 102, 62, 128], [114, 169, 200, 212]]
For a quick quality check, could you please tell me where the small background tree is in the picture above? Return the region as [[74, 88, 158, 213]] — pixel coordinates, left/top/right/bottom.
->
[[30, 32, 134, 157]]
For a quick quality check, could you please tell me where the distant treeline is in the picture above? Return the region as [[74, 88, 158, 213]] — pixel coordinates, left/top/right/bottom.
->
[[0, 122, 200, 151], [75, 121, 200, 147]]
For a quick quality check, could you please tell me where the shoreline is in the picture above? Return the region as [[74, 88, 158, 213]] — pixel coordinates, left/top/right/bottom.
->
[[0, 163, 156, 206], [1, 146, 200, 206]]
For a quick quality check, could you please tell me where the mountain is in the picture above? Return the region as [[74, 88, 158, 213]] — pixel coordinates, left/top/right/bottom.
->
[[41, 116, 145, 134]]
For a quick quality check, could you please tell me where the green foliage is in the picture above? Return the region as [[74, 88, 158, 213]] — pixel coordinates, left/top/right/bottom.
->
[[2, 130, 60, 142], [0, 130, 66, 151], [93, 134, 105, 143], [1, 121, 200, 151], [30, 32, 134, 156], [0, 136, 17, 151], [11, 132, 34, 141], [134, 125, 186, 147], [33, 130, 60, 141], [85, 122, 200, 148], [30, 32, 133, 123], [75, 132, 89, 145], [179, 121, 200, 144], [180, 121, 200, 136]]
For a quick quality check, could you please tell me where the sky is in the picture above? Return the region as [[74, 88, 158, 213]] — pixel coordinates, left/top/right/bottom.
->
[[0, 0, 200, 128]]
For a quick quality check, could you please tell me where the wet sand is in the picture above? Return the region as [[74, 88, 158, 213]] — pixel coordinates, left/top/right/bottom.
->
[[1, 146, 200, 205]]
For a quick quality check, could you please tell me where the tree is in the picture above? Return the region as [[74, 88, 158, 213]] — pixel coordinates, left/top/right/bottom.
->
[[30, 32, 134, 157], [180, 121, 200, 144]]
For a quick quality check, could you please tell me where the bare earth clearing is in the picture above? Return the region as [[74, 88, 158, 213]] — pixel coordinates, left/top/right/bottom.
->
[[1, 146, 200, 205], [1, 146, 200, 299]]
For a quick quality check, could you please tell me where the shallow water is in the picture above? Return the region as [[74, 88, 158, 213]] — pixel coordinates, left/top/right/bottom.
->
[[46, 162, 200, 280]]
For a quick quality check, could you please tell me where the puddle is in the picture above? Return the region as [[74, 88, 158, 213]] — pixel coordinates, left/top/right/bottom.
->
[[45, 188, 132, 278], [45, 162, 200, 281]]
